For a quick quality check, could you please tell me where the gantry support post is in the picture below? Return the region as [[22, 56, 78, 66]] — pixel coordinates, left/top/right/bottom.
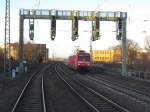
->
[[19, 12, 24, 74], [122, 13, 127, 76]]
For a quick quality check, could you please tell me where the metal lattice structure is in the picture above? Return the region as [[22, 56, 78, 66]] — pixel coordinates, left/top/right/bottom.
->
[[19, 9, 127, 76], [4, 0, 11, 72]]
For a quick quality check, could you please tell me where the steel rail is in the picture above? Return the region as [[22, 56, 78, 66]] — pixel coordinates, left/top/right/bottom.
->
[[87, 75, 150, 104], [55, 64, 100, 112], [103, 74, 149, 96], [42, 74, 46, 112], [11, 68, 47, 112], [11, 71, 38, 112], [58, 64, 130, 112]]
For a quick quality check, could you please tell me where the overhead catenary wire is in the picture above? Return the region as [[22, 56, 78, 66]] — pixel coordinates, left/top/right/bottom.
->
[[94, 0, 109, 11]]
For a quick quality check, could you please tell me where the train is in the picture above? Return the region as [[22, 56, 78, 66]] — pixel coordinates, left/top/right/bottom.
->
[[68, 50, 92, 70]]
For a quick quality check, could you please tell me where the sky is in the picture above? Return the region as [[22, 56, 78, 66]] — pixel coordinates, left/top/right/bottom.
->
[[0, 0, 150, 58]]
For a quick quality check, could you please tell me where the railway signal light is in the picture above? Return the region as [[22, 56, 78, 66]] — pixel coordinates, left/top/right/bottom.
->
[[116, 32, 122, 40], [92, 17, 100, 41], [95, 17, 100, 38], [116, 18, 123, 40], [118, 18, 123, 31], [72, 16, 78, 41], [51, 16, 56, 40], [29, 32, 34, 40], [29, 19, 34, 40], [30, 24, 34, 31]]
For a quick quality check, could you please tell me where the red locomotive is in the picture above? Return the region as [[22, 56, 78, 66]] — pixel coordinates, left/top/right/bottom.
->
[[68, 50, 91, 70]]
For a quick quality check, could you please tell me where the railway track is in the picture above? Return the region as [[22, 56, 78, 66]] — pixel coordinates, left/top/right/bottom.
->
[[11, 67, 47, 112], [86, 75, 150, 104], [63, 63, 150, 104], [61, 63, 150, 111], [56, 64, 129, 112], [44, 62, 92, 112], [92, 71, 150, 93], [91, 66, 150, 94]]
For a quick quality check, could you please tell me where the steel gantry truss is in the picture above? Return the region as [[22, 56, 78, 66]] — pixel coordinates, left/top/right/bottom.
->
[[19, 9, 127, 76], [4, 0, 11, 73]]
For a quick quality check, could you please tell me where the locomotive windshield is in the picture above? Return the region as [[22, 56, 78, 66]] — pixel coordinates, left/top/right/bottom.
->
[[78, 55, 90, 61]]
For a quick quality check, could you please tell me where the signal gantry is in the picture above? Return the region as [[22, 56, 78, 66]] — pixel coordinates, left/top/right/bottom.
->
[[19, 9, 127, 76]]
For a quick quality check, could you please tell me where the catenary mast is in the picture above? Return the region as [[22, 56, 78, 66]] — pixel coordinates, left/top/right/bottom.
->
[[4, 0, 11, 73]]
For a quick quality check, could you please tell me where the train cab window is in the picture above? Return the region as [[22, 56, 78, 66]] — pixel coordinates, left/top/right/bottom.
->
[[78, 55, 90, 61]]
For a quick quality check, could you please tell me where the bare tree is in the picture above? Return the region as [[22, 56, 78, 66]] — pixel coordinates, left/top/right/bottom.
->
[[126, 39, 140, 64], [108, 45, 121, 50], [145, 36, 150, 52], [109, 39, 140, 65], [127, 39, 140, 50], [143, 36, 150, 71]]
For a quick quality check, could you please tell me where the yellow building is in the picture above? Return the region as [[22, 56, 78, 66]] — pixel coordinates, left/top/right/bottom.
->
[[92, 49, 122, 63], [113, 49, 122, 63]]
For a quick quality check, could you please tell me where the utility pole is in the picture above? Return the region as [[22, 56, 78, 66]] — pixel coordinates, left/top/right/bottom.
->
[[90, 21, 93, 61], [52, 50, 54, 61], [4, 0, 11, 73]]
